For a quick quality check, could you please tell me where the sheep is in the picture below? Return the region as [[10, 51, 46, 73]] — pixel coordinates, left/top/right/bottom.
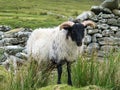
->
[[26, 20, 95, 85]]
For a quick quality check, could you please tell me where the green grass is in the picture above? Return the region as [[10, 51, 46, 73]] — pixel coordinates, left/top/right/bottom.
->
[[39, 84, 105, 90], [0, 51, 119, 90], [0, 0, 101, 29], [72, 53, 120, 90]]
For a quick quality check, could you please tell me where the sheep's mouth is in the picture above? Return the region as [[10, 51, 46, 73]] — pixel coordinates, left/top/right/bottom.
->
[[76, 42, 82, 46]]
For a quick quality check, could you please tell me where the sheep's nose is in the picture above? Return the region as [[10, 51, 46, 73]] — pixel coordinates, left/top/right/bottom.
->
[[76, 42, 82, 46]]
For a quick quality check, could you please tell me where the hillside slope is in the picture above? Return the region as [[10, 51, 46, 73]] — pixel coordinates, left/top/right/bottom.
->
[[0, 0, 100, 28]]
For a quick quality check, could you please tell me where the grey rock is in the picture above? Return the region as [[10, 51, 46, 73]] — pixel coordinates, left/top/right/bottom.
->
[[92, 33, 103, 42], [116, 31, 120, 38], [100, 0, 119, 10], [94, 33, 103, 38], [2, 33, 14, 38], [117, 18, 120, 23], [91, 6, 112, 15], [90, 15, 99, 22], [97, 51, 107, 57], [76, 11, 95, 21], [98, 37, 117, 45], [92, 35, 97, 42], [101, 45, 118, 52], [88, 29, 99, 34], [107, 18, 118, 26], [87, 43, 100, 54], [0, 32, 4, 40], [14, 31, 31, 38], [0, 25, 11, 32], [112, 9, 120, 17], [0, 31, 4, 35], [15, 53, 27, 59], [110, 26, 119, 31], [0, 48, 6, 62], [84, 35, 92, 45], [97, 24, 109, 30], [114, 38, 120, 45], [4, 46, 24, 55], [2, 38, 19, 46], [102, 30, 114, 37], [100, 14, 115, 19], [99, 19, 107, 23], [98, 37, 120, 45], [0, 40, 4, 46]]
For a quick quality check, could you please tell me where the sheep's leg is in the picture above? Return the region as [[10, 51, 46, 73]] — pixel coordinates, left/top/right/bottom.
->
[[67, 62, 72, 86], [57, 64, 62, 84]]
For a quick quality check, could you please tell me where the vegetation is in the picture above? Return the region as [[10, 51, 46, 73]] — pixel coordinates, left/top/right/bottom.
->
[[1, 0, 120, 90], [0, 0, 101, 29], [0, 51, 119, 90]]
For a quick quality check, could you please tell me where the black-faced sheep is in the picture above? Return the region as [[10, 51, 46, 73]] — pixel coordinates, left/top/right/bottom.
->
[[26, 20, 95, 85]]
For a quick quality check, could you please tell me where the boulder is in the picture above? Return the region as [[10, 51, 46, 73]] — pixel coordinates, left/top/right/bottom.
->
[[100, 0, 119, 10]]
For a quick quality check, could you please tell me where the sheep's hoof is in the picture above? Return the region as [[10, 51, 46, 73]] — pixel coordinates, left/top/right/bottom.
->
[[57, 81, 61, 84], [68, 82, 72, 86]]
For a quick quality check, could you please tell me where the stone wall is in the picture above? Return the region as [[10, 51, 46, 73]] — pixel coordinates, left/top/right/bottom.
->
[[0, 26, 32, 64], [0, 1, 120, 65]]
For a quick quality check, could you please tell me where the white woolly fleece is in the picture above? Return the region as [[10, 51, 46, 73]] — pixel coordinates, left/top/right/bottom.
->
[[26, 26, 83, 64]]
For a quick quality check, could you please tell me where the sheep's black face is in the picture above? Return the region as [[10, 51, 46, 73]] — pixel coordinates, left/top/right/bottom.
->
[[68, 23, 85, 46]]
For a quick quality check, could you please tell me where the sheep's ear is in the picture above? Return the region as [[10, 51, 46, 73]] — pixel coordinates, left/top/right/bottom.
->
[[60, 21, 74, 30]]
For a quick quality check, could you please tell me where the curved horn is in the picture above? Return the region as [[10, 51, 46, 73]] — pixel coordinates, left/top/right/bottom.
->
[[81, 20, 96, 28], [60, 21, 75, 30]]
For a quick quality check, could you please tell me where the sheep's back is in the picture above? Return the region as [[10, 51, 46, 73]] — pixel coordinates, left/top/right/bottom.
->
[[26, 27, 57, 63]]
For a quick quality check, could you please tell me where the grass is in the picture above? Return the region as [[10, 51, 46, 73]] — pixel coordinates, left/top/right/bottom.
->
[[0, 51, 119, 90], [72, 53, 120, 90], [0, 0, 101, 29], [1, 0, 119, 90]]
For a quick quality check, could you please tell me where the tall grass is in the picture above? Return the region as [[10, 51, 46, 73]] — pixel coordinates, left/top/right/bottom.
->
[[1, 51, 120, 90], [4, 61, 49, 90], [72, 52, 120, 90]]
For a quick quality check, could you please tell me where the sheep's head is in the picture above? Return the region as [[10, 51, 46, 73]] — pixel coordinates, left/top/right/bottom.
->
[[60, 20, 95, 46]]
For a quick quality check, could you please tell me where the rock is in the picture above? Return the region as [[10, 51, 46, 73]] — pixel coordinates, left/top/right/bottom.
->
[[84, 35, 92, 45], [98, 37, 113, 45], [90, 15, 99, 22], [98, 37, 120, 45], [92, 33, 103, 42], [14, 31, 31, 38], [110, 26, 119, 32], [0, 41, 4, 47], [101, 45, 118, 52], [100, 0, 119, 10], [15, 53, 27, 59], [5, 28, 24, 34], [97, 24, 109, 30], [99, 19, 107, 23], [76, 11, 95, 21], [94, 33, 103, 38], [112, 9, 120, 16], [102, 30, 114, 37], [0, 48, 5, 62], [87, 43, 100, 54], [107, 18, 118, 26], [4, 46, 24, 55], [87, 29, 99, 35], [2, 38, 19, 46], [0, 25, 11, 32], [91, 6, 112, 15], [117, 18, 120, 24], [116, 31, 120, 38], [100, 14, 115, 19], [97, 51, 106, 57]]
